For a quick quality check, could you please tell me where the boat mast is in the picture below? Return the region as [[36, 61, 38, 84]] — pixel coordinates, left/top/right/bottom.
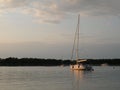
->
[[76, 14, 80, 60], [71, 14, 80, 61]]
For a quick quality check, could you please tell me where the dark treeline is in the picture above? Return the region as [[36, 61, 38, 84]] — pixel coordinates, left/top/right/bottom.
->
[[0, 57, 120, 66], [87, 59, 120, 66]]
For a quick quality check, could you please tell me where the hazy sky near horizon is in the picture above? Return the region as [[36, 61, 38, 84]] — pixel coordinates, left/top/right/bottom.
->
[[0, 0, 120, 59]]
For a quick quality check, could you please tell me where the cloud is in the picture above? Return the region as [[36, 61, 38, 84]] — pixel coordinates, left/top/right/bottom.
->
[[60, 0, 120, 16], [0, 0, 120, 23], [27, 1, 66, 23], [0, 0, 29, 8]]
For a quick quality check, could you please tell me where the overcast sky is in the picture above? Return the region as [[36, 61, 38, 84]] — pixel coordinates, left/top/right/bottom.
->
[[0, 0, 120, 59]]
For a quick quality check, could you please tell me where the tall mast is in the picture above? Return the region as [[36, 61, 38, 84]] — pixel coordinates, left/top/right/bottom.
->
[[76, 14, 80, 60], [71, 14, 80, 61]]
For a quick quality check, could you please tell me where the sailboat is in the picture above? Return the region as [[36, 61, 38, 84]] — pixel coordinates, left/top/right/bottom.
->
[[70, 14, 93, 71]]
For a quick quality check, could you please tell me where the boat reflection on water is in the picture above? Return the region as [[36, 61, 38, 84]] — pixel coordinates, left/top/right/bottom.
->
[[72, 70, 84, 79], [71, 70, 93, 90]]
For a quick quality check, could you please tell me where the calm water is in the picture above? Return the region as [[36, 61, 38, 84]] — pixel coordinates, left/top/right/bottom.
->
[[0, 66, 120, 90]]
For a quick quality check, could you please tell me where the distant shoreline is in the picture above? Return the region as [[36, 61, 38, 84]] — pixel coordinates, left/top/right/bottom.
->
[[0, 57, 120, 66]]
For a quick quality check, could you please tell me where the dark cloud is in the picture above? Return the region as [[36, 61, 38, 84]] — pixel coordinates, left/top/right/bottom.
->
[[59, 0, 120, 16], [0, 0, 120, 23]]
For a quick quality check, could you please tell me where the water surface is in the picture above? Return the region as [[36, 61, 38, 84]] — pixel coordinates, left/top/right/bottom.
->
[[0, 66, 120, 90]]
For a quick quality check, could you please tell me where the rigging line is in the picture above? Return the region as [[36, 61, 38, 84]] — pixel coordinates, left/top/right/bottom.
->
[[71, 22, 78, 60], [71, 14, 80, 61]]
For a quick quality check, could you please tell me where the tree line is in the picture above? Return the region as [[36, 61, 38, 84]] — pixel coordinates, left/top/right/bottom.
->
[[0, 57, 120, 66]]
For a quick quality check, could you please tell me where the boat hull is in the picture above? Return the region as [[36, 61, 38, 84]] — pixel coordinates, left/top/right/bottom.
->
[[70, 64, 93, 71]]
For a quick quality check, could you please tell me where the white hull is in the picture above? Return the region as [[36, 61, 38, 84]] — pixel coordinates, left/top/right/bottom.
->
[[70, 64, 93, 71]]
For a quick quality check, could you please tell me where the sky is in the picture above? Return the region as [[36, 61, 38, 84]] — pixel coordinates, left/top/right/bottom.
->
[[0, 0, 120, 59]]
